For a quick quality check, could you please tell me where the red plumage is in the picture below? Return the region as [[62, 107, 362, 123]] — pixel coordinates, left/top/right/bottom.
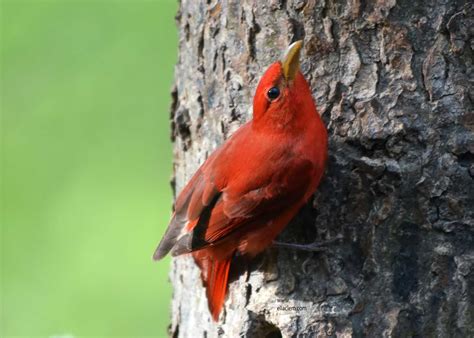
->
[[154, 42, 328, 321]]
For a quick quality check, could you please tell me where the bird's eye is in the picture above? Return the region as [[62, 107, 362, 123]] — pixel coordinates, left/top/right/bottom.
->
[[267, 87, 280, 100]]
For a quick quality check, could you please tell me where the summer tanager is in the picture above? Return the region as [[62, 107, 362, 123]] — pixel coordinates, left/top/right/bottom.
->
[[154, 41, 328, 321]]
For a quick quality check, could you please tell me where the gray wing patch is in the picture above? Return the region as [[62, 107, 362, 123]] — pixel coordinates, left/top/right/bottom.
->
[[153, 212, 188, 261]]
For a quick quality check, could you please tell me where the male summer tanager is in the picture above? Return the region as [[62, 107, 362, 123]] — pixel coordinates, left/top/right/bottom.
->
[[154, 41, 328, 321]]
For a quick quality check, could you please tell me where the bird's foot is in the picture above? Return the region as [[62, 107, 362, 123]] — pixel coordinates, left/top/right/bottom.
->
[[272, 235, 343, 252]]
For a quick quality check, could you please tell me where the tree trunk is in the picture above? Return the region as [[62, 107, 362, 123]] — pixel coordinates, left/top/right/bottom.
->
[[167, 0, 473, 336]]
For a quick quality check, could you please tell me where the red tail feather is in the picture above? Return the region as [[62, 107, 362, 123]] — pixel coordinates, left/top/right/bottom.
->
[[193, 250, 232, 321]]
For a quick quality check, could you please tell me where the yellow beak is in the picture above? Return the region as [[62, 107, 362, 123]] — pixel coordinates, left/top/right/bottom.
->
[[281, 40, 303, 82]]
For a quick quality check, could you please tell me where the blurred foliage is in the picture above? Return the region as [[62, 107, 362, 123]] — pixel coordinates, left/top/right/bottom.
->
[[1, 0, 178, 337]]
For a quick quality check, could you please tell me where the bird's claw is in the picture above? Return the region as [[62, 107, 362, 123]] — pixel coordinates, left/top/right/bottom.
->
[[272, 234, 343, 252]]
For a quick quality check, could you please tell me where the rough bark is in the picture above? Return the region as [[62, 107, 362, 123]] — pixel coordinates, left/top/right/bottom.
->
[[166, 0, 473, 337]]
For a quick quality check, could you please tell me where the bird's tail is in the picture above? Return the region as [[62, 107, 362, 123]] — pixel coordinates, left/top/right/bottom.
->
[[193, 250, 232, 321]]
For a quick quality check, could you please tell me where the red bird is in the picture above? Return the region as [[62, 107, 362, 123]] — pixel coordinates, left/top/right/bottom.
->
[[154, 41, 328, 321]]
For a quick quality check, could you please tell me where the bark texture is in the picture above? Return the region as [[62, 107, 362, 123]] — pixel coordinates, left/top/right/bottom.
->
[[167, 0, 473, 336]]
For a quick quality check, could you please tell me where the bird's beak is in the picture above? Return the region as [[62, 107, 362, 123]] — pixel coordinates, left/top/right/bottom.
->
[[281, 40, 303, 82]]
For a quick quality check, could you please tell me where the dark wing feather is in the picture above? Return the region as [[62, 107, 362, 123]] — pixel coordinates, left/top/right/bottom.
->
[[153, 164, 220, 260]]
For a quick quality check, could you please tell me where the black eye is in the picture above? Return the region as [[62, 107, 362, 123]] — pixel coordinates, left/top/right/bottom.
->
[[267, 87, 280, 100]]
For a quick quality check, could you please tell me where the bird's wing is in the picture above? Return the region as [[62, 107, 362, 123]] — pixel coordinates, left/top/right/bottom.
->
[[153, 124, 255, 261], [152, 157, 220, 260], [168, 157, 314, 256]]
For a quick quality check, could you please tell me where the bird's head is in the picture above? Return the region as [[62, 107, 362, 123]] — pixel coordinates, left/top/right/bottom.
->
[[252, 41, 317, 130]]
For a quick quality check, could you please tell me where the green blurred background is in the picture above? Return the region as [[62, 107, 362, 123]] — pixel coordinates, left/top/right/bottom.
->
[[1, 0, 177, 336]]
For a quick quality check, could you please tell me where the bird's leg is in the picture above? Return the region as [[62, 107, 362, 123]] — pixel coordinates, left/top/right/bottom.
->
[[272, 235, 343, 252]]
